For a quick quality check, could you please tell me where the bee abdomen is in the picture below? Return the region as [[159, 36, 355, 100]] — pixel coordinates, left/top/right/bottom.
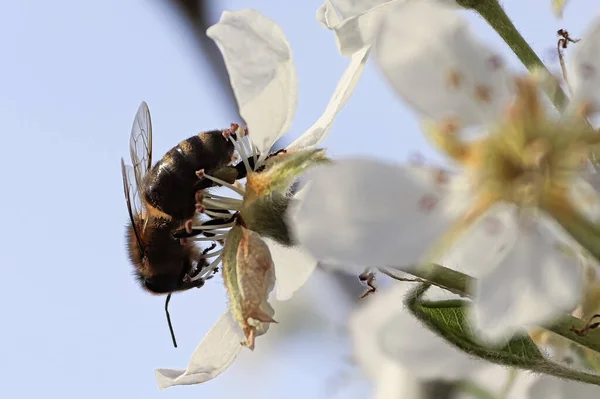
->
[[143, 130, 235, 221]]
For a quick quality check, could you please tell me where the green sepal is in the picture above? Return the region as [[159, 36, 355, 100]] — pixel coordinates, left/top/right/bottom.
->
[[222, 225, 244, 324], [240, 192, 292, 246], [260, 148, 329, 195]]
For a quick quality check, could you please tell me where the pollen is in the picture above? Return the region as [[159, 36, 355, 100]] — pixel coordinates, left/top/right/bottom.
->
[[474, 85, 492, 103]]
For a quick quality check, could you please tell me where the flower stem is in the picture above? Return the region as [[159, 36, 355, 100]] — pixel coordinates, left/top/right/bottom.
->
[[457, 0, 568, 110]]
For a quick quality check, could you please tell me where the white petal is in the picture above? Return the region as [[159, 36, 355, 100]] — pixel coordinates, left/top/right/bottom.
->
[[323, 1, 397, 57], [374, 361, 422, 399], [330, 0, 395, 19], [350, 285, 405, 381], [290, 158, 463, 270], [207, 10, 298, 156], [470, 214, 584, 343], [320, 1, 461, 57], [154, 311, 244, 389], [351, 284, 483, 382], [316, 1, 341, 29], [265, 238, 317, 301], [529, 375, 599, 399], [568, 16, 600, 113], [424, 202, 519, 302], [573, 175, 600, 223], [286, 46, 370, 151], [374, 1, 514, 126]]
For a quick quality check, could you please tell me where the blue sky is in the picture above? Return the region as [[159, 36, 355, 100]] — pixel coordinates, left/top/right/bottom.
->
[[0, 0, 598, 398]]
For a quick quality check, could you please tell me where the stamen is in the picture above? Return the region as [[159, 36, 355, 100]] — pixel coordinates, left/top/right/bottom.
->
[[236, 126, 254, 164], [204, 209, 232, 218], [199, 248, 223, 259], [229, 132, 253, 176], [204, 192, 244, 202], [191, 234, 228, 242], [446, 69, 463, 90], [196, 169, 245, 196], [191, 221, 236, 230], [190, 255, 223, 282], [203, 229, 230, 236]]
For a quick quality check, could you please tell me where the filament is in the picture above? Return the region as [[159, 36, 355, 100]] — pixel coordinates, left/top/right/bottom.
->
[[199, 172, 245, 196]]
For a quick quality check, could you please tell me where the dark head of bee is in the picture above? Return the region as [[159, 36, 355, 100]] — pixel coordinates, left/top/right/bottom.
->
[[140, 270, 205, 294], [126, 219, 203, 295]]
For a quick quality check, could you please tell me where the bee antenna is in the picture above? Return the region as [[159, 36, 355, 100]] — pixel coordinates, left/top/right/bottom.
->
[[165, 293, 178, 348]]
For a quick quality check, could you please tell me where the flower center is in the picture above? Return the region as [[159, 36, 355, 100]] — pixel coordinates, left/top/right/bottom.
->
[[428, 76, 599, 210]]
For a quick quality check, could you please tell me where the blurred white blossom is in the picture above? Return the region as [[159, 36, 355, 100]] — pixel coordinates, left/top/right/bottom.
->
[[292, 1, 600, 345], [528, 375, 599, 399], [155, 8, 369, 389], [350, 284, 484, 382], [316, 0, 460, 57]]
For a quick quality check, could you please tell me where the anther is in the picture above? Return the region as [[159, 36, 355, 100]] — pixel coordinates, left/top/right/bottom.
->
[[446, 69, 463, 90], [576, 101, 597, 119], [440, 118, 460, 136], [474, 85, 492, 103], [487, 55, 503, 71], [434, 169, 449, 185], [185, 219, 194, 234], [418, 194, 439, 213]]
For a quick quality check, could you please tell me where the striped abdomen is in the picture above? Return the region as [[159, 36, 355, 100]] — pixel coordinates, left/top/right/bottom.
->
[[143, 130, 234, 221]]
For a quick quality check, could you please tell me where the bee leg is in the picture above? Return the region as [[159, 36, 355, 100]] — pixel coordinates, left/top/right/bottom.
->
[[197, 212, 237, 238], [184, 243, 219, 282], [172, 212, 235, 240]]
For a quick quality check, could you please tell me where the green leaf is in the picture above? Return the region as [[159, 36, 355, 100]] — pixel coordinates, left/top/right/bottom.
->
[[406, 284, 600, 386], [406, 263, 600, 355]]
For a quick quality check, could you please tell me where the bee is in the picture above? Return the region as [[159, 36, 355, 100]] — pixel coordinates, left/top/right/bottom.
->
[[121, 101, 240, 346]]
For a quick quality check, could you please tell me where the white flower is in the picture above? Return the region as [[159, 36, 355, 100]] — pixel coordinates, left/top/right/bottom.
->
[[316, 0, 460, 57], [291, 1, 600, 345], [528, 375, 599, 399], [350, 284, 485, 385], [154, 8, 369, 389]]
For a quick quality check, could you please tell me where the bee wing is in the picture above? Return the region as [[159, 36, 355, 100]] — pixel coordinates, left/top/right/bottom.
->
[[121, 158, 145, 249], [129, 101, 153, 189]]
